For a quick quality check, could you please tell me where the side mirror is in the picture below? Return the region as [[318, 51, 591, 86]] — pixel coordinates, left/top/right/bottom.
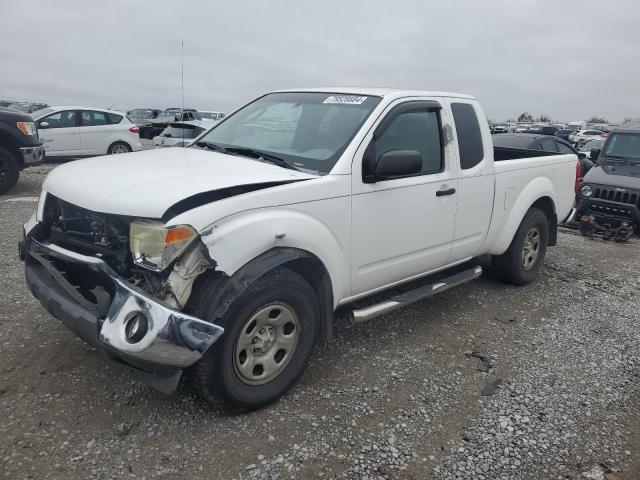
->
[[368, 150, 422, 182], [591, 148, 600, 161], [38, 121, 50, 129], [578, 152, 586, 159]]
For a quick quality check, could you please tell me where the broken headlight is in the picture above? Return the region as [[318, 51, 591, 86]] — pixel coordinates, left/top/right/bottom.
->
[[130, 220, 197, 272]]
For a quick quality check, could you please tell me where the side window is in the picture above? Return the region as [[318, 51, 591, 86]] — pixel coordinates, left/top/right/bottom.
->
[[451, 103, 484, 169], [540, 138, 558, 152], [42, 111, 78, 128], [106, 113, 123, 124], [557, 142, 574, 154], [371, 108, 443, 175], [81, 111, 107, 126]]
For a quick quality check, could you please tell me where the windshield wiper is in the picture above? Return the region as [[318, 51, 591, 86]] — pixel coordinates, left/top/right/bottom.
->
[[195, 141, 227, 153], [224, 147, 299, 171]]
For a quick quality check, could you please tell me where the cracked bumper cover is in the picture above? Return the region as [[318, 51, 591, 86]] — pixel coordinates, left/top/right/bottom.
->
[[21, 234, 224, 390]]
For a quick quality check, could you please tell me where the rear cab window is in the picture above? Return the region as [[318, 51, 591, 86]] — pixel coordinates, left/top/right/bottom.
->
[[451, 102, 484, 169]]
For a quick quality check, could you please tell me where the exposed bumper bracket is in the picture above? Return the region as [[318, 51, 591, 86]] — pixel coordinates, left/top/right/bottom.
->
[[24, 237, 224, 371]]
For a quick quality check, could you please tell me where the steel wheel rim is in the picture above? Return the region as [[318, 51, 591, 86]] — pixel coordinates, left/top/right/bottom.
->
[[233, 302, 300, 385], [522, 227, 541, 270], [111, 144, 128, 154]]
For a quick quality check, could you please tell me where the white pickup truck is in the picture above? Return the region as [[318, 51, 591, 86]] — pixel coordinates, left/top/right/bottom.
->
[[21, 88, 578, 408]]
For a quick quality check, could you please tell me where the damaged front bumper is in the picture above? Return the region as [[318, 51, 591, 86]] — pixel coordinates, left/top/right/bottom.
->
[[21, 234, 224, 393], [575, 197, 639, 240]]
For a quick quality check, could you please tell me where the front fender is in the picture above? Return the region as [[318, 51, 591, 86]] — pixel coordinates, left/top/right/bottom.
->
[[200, 207, 348, 304], [487, 176, 557, 255]]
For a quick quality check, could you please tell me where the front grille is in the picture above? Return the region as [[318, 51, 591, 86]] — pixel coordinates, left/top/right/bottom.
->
[[42, 194, 132, 271], [592, 186, 639, 206], [586, 185, 640, 222]]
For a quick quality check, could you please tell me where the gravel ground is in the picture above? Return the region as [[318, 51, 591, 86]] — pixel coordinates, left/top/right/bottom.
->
[[1, 164, 639, 480]]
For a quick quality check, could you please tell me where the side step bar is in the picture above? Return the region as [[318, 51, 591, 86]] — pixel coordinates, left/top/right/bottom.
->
[[351, 265, 482, 323]]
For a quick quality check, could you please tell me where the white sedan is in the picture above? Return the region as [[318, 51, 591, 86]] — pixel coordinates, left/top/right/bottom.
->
[[32, 107, 142, 157], [568, 129, 605, 145]]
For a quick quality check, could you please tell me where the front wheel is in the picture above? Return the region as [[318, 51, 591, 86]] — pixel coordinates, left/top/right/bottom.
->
[[189, 267, 319, 409], [492, 208, 549, 285], [107, 141, 131, 155]]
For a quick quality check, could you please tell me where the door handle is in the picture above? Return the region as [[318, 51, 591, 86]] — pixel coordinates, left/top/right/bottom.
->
[[436, 187, 456, 197]]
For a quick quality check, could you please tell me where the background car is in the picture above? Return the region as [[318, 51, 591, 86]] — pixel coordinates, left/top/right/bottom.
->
[[557, 128, 575, 141], [127, 108, 161, 127], [152, 120, 211, 148], [568, 129, 605, 144], [198, 111, 225, 121], [139, 108, 200, 139], [32, 106, 141, 157], [578, 138, 605, 159], [7, 102, 49, 113], [492, 133, 592, 174]]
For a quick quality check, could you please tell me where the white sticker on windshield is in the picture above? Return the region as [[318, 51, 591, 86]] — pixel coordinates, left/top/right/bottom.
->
[[323, 95, 368, 105]]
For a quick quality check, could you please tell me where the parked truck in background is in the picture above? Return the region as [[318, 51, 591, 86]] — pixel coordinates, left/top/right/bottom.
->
[[0, 107, 45, 194], [20, 88, 579, 408], [575, 119, 640, 240]]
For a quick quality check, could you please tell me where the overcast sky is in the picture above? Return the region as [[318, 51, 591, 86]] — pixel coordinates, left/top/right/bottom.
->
[[1, 1, 638, 122]]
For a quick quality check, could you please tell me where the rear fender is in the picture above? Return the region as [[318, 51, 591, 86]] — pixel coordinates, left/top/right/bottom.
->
[[488, 177, 557, 255]]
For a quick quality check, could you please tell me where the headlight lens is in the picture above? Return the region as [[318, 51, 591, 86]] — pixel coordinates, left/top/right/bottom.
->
[[580, 185, 593, 197], [16, 121, 37, 136], [130, 221, 197, 271]]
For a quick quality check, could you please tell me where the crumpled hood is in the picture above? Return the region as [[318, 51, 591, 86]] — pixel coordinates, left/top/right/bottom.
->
[[584, 162, 640, 190], [43, 147, 317, 219]]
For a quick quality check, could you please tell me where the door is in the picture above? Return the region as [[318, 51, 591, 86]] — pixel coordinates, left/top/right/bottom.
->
[[449, 101, 494, 260], [80, 110, 111, 155], [37, 110, 81, 156], [351, 100, 457, 296]]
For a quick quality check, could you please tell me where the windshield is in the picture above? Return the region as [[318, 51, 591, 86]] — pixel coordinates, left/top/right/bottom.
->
[[603, 133, 640, 160], [31, 107, 54, 118], [194, 92, 381, 174], [580, 139, 604, 152], [492, 135, 533, 149]]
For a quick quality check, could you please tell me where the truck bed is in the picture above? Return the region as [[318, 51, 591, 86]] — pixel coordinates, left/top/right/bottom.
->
[[480, 150, 578, 256]]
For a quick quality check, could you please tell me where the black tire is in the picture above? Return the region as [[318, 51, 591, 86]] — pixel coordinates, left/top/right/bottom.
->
[[107, 141, 131, 155], [189, 267, 319, 409], [0, 147, 20, 195], [492, 208, 549, 286]]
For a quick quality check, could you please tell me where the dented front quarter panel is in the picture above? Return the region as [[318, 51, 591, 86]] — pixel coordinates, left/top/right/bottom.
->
[[168, 175, 352, 305]]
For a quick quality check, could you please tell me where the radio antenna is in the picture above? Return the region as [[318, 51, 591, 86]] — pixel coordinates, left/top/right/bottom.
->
[[181, 40, 185, 145], [180, 40, 184, 113]]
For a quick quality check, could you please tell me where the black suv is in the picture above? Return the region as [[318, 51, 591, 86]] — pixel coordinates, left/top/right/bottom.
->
[[575, 120, 640, 240], [0, 107, 45, 194]]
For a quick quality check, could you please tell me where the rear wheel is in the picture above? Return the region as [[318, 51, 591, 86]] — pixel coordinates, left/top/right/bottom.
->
[[189, 267, 319, 409], [107, 141, 131, 155], [0, 147, 20, 195], [492, 208, 549, 285]]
